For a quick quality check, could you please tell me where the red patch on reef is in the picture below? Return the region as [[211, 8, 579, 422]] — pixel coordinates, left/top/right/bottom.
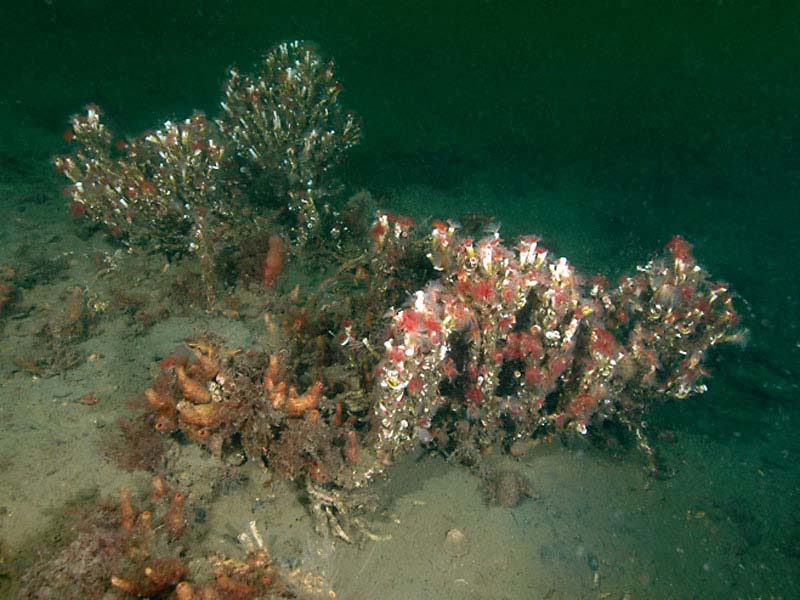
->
[[503, 334, 522, 361], [548, 355, 570, 380], [139, 180, 157, 196], [567, 394, 598, 417], [455, 278, 472, 298], [398, 309, 425, 333], [443, 358, 458, 380], [406, 376, 424, 395], [471, 279, 495, 304], [466, 385, 483, 404], [590, 327, 620, 358], [423, 314, 441, 334], [387, 345, 406, 364], [666, 235, 693, 263], [498, 316, 515, 332], [370, 219, 388, 246], [519, 332, 543, 360], [393, 214, 415, 230], [68, 201, 86, 218], [524, 364, 543, 385]]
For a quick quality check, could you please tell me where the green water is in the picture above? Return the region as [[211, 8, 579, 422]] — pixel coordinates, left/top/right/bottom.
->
[[1, 2, 798, 598]]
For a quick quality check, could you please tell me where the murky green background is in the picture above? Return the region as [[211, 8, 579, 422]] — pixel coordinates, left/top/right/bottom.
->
[[2, 1, 798, 597]]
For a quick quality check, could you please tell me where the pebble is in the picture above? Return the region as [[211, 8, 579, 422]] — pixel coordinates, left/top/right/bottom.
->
[[443, 528, 469, 558]]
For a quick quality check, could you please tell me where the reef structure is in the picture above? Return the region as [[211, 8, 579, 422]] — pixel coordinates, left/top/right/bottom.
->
[[48, 41, 747, 555], [371, 223, 743, 469], [219, 40, 361, 246], [54, 41, 361, 306], [20, 478, 334, 599]]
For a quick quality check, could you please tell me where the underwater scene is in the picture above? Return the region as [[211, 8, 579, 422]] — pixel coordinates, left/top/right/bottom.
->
[[0, 2, 798, 599]]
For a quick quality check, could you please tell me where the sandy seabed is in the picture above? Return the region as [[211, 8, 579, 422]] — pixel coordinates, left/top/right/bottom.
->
[[0, 172, 797, 600]]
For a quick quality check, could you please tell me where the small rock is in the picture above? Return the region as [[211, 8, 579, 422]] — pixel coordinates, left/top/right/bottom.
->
[[482, 468, 538, 508], [444, 528, 469, 558]]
